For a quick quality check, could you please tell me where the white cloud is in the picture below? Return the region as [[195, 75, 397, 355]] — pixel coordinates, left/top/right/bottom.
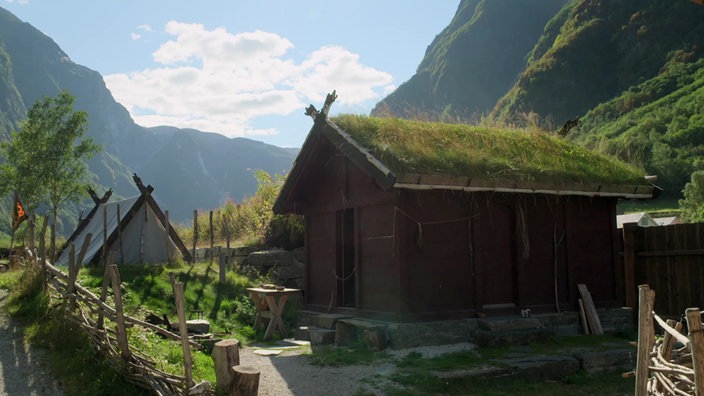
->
[[130, 33, 141, 41], [104, 21, 393, 139], [137, 24, 153, 32]]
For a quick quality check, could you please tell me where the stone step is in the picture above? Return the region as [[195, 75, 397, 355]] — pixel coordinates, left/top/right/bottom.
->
[[311, 313, 352, 329], [475, 328, 554, 347], [478, 317, 543, 332], [308, 327, 336, 345], [295, 326, 311, 341]]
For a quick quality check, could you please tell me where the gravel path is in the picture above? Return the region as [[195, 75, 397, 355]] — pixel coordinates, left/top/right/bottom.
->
[[0, 289, 63, 396], [238, 341, 476, 395]]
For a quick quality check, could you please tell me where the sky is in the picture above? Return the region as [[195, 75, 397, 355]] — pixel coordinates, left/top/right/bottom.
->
[[1, 1, 459, 148]]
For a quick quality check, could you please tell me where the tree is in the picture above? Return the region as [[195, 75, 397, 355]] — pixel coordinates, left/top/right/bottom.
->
[[0, 90, 101, 256], [678, 170, 704, 223]]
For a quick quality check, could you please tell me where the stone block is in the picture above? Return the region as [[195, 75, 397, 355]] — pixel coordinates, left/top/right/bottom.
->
[[500, 355, 580, 380], [574, 348, 635, 374], [312, 314, 352, 329], [309, 327, 336, 345]]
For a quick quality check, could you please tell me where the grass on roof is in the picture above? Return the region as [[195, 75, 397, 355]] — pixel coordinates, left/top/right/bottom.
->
[[330, 114, 646, 186]]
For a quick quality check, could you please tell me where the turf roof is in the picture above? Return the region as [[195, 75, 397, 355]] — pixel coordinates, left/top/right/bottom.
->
[[330, 114, 647, 187]]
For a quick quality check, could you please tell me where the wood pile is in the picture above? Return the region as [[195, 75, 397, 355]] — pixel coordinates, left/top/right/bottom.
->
[[633, 284, 704, 396]]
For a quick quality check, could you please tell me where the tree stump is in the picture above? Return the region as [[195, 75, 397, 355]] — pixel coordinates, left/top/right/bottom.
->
[[211, 339, 240, 392], [231, 365, 260, 396]]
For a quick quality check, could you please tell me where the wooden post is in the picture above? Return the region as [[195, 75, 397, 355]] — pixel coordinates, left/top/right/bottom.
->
[[39, 216, 48, 291], [209, 211, 214, 264], [231, 365, 260, 396], [686, 308, 704, 396], [102, 205, 108, 268], [165, 210, 172, 264], [67, 243, 77, 311], [223, 213, 231, 268], [173, 280, 194, 389], [211, 339, 240, 392], [28, 215, 35, 252], [50, 220, 56, 262], [117, 204, 124, 265], [219, 248, 227, 285], [623, 223, 637, 310], [635, 284, 655, 396], [97, 251, 116, 329], [577, 284, 603, 335], [110, 264, 131, 360], [192, 210, 198, 264]]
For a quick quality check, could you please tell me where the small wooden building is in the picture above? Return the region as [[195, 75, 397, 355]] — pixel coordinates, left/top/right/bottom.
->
[[274, 113, 658, 321]]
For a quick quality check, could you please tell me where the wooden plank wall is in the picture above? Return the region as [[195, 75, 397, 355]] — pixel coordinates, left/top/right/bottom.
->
[[623, 222, 704, 318]]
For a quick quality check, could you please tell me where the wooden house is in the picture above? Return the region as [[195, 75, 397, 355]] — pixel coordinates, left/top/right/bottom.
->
[[274, 112, 658, 321]]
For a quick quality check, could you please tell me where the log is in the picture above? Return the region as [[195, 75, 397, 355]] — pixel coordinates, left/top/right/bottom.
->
[[211, 339, 240, 392], [231, 365, 260, 396]]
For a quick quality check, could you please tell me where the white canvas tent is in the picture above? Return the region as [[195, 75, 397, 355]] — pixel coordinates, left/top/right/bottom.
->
[[56, 184, 192, 266]]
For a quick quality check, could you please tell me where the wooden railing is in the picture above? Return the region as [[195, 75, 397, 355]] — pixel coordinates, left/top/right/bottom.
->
[[634, 284, 704, 395]]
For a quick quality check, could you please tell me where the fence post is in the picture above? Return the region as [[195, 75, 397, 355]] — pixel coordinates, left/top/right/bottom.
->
[[635, 284, 655, 396], [98, 251, 116, 329], [687, 308, 704, 396], [219, 248, 227, 285], [39, 216, 48, 291], [209, 211, 214, 264], [165, 210, 172, 265], [173, 280, 194, 391], [110, 263, 131, 360], [67, 243, 76, 311], [192, 210, 198, 264]]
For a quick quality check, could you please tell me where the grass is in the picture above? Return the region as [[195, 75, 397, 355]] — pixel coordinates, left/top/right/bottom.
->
[[1, 261, 635, 396], [332, 114, 646, 186], [309, 334, 636, 395], [0, 259, 288, 395]]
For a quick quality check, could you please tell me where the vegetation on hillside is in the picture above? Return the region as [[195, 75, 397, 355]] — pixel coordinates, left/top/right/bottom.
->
[[180, 170, 303, 250]]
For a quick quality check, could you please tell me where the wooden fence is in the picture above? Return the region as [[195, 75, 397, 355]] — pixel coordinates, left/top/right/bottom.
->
[[634, 284, 704, 395], [623, 222, 704, 318], [42, 234, 204, 395]]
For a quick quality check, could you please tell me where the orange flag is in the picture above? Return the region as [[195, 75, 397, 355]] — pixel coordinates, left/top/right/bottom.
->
[[11, 191, 27, 231]]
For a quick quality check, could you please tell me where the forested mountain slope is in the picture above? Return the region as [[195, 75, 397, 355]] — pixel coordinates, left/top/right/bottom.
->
[[374, 0, 704, 199]]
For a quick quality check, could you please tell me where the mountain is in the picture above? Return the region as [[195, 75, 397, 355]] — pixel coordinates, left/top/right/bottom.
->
[[371, 0, 567, 121], [0, 7, 298, 230], [373, 0, 704, 200]]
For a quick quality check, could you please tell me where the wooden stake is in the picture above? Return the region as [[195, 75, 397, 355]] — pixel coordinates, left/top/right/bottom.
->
[[165, 210, 172, 264], [110, 263, 131, 360], [173, 281, 194, 389], [39, 216, 48, 291], [635, 284, 655, 396], [686, 308, 704, 396], [209, 211, 214, 264], [192, 210, 198, 264]]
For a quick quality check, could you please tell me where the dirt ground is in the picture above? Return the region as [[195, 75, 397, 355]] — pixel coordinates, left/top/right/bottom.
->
[[0, 289, 63, 396]]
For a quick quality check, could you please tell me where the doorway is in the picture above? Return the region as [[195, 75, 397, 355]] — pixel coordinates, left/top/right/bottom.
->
[[336, 208, 356, 307]]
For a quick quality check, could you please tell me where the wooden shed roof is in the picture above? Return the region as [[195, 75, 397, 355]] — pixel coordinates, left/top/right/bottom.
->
[[274, 114, 658, 213]]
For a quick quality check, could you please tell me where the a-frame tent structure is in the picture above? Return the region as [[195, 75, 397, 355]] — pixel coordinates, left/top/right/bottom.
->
[[56, 175, 192, 266]]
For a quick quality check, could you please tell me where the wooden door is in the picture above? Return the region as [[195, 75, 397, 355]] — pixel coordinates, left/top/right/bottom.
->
[[336, 208, 356, 308], [478, 202, 516, 310]]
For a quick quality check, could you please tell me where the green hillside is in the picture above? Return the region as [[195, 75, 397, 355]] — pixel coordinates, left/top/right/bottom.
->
[[373, 0, 704, 201]]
